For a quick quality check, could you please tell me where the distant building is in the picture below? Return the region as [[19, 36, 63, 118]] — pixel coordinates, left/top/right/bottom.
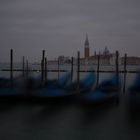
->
[[47, 60, 58, 65], [58, 56, 70, 64], [121, 56, 140, 65], [48, 56, 70, 65], [88, 53, 116, 65], [82, 35, 119, 65], [103, 47, 110, 55]]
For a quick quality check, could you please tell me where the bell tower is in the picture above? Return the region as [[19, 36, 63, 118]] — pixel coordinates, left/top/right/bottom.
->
[[84, 34, 90, 58]]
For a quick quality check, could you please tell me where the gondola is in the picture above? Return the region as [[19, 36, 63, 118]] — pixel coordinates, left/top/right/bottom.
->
[[27, 72, 96, 102], [0, 72, 70, 100], [0, 74, 25, 93], [44, 72, 71, 88], [23, 71, 71, 89], [19, 72, 96, 102], [128, 73, 140, 105], [0, 72, 96, 102], [79, 74, 121, 105]]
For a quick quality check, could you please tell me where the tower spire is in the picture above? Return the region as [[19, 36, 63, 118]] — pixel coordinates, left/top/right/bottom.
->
[[85, 34, 89, 47]]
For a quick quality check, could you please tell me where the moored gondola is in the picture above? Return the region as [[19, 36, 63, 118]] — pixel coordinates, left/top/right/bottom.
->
[[79, 74, 121, 105], [0, 72, 96, 102], [127, 73, 140, 105], [26, 72, 96, 102], [0, 72, 70, 101]]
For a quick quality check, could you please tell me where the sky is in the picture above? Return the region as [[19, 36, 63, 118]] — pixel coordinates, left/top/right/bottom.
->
[[0, 0, 140, 62]]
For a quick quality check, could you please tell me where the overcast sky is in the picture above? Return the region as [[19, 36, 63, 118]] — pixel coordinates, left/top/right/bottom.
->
[[0, 0, 140, 62]]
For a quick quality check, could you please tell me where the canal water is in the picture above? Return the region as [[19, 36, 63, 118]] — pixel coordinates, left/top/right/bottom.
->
[[0, 63, 140, 140], [0, 96, 140, 140]]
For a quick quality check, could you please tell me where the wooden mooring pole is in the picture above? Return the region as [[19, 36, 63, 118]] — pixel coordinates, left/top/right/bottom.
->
[[26, 60, 28, 77], [10, 49, 13, 87], [45, 57, 48, 81], [71, 57, 74, 83], [58, 58, 60, 80], [115, 50, 119, 87], [41, 50, 45, 82], [123, 53, 127, 94], [96, 52, 100, 87], [77, 51, 80, 89], [22, 56, 25, 77]]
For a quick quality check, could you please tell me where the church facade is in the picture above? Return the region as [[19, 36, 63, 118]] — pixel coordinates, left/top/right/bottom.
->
[[81, 35, 118, 65]]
